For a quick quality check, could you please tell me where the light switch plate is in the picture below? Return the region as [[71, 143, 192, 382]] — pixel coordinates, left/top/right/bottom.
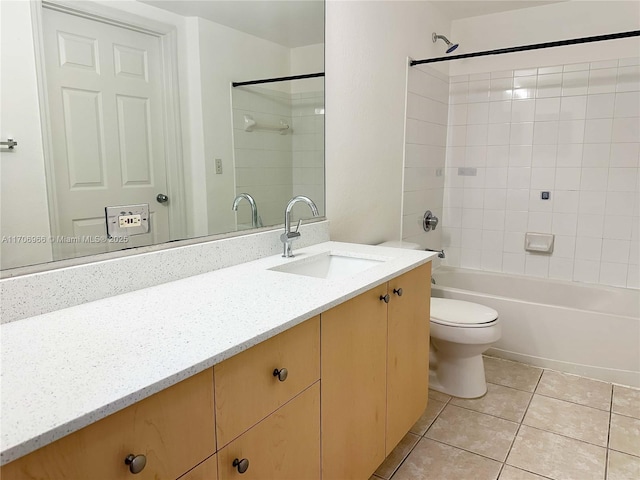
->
[[105, 204, 150, 238]]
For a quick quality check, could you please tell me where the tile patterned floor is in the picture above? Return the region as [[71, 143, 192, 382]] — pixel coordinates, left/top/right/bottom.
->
[[371, 356, 640, 480]]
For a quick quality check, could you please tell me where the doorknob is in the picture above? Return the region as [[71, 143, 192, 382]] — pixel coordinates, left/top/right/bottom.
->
[[156, 193, 169, 204]]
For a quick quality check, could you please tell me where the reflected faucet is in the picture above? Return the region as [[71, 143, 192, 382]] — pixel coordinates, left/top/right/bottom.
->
[[425, 248, 445, 259], [232, 193, 261, 228], [281, 196, 319, 257]]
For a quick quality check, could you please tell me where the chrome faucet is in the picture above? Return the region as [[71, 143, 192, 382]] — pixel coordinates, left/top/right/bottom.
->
[[425, 248, 445, 259], [232, 193, 261, 228], [281, 196, 319, 257]]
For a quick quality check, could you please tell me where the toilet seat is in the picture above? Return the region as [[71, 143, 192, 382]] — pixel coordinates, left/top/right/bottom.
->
[[431, 298, 498, 328]]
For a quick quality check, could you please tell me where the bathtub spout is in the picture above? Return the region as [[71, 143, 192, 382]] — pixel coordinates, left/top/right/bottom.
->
[[431, 276, 436, 285], [426, 248, 445, 259]]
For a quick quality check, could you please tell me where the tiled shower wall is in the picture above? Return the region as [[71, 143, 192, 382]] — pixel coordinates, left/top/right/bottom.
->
[[402, 65, 449, 250], [405, 58, 639, 289]]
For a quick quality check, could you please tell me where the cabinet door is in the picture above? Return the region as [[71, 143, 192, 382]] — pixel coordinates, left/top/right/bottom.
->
[[179, 454, 218, 480], [386, 263, 431, 454], [1, 369, 216, 480], [217, 383, 320, 480], [321, 284, 388, 480]]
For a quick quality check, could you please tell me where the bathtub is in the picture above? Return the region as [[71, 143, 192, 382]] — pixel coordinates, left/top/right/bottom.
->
[[431, 267, 640, 388]]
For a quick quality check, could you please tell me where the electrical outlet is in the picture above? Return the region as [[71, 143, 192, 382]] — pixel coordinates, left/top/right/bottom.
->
[[119, 214, 142, 228], [215, 158, 223, 174], [105, 204, 150, 238]]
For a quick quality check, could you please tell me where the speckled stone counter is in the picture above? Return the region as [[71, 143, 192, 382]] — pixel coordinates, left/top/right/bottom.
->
[[0, 241, 435, 465]]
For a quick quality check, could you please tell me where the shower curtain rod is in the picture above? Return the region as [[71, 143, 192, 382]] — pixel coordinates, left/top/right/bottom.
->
[[410, 30, 640, 66], [232, 72, 324, 87]]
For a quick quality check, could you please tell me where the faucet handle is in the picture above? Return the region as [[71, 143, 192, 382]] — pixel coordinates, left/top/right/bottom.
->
[[294, 219, 302, 233]]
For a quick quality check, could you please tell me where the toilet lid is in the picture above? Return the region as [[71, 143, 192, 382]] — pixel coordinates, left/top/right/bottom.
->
[[431, 298, 498, 327]]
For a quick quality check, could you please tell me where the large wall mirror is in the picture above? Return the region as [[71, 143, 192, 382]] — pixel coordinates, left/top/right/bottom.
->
[[0, 0, 325, 273]]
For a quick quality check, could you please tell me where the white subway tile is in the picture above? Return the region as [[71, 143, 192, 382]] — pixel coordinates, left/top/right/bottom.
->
[[588, 68, 617, 94], [507, 166, 532, 189], [528, 211, 552, 232], [467, 102, 490, 125], [557, 120, 586, 144], [449, 103, 468, 126], [465, 146, 488, 167], [586, 93, 616, 119], [484, 167, 508, 189], [450, 74, 469, 83], [578, 190, 607, 214], [555, 167, 581, 190], [502, 253, 526, 274], [489, 78, 513, 102], [468, 80, 491, 103], [605, 191, 636, 216], [506, 189, 530, 211], [533, 145, 558, 167], [581, 143, 610, 167], [470, 72, 491, 81], [577, 213, 605, 238], [513, 75, 537, 99], [549, 258, 574, 281], [629, 241, 639, 264], [563, 63, 589, 72], [613, 91, 640, 118], [483, 210, 506, 231], [464, 167, 486, 188], [482, 229, 505, 251], [537, 73, 563, 98], [535, 97, 561, 121], [575, 236, 603, 260], [445, 168, 465, 188], [442, 247, 461, 267], [604, 215, 633, 240], [461, 228, 481, 250], [610, 143, 639, 168], [443, 207, 463, 227], [504, 232, 525, 253], [462, 188, 484, 209], [529, 189, 553, 212], [505, 211, 529, 232], [601, 239, 631, 264], [560, 96, 587, 120], [533, 121, 559, 145], [538, 65, 563, 75], [462, 208, 484, 229], [590, 59, 618, 70], [608, 167, 638, 192], [487, 123, 511, 146], [573, 259, 601, 283], [525, 254, 549, 277], [448, 125, 467, 146], [489, 101, 512, 123], [553, 235, 577, 258], [466, 124, 489, 146], [486, 145, 510, 167], [619, 58, 640, 67], [460, 248, 482, 269], [599, 262, 628, 287], [515, 69, 537, 77], [441, 227, 462, 247], [447, 146, 466, 167], [510, 122, 534, 145], [484, 188, 507, 210], [511, 99, 536, 122], [509, 145, 533, 167], [580, 167, 609, 191], [612, 117, 640, 143], [616, 65, 640, 92], [444, 188, 464, 209], [562, 71, 589, 96], [449, 82, 469, 104], [530, 167, 556, 190], [492, 70, 514, 79], [553, 190, 580, 213], [584, 118, 613, 143], [481, 250, 503, 271], [552, 212, 578, 236]]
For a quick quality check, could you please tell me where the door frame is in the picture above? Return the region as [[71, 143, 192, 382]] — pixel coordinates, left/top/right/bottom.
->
[[30, 0, 187, 258]]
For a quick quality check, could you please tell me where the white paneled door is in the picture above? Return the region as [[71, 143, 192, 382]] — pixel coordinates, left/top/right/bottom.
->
[[43, 7, 170, 259]]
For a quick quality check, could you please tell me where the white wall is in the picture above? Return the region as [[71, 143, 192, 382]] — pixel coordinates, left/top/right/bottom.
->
[[325, 0, 452, 244], [0, 0, 52, 269]]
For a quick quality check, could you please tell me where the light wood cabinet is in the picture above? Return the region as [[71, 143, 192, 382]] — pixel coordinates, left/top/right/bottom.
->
[[386, 262, 430, 454], [214, 316, 320, 448], [321, 283, 389, 480], [321, 263, 431, 479], [217, 383, 321, 480], [179, 454, 218, 480], [1, 369, 216, 480]]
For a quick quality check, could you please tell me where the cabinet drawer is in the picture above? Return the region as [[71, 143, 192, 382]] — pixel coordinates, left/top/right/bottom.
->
[[1, 369, 216, 480], [214, 316, 320, 447], [178, 454, 218, 480], [217, 383, 320, 480]]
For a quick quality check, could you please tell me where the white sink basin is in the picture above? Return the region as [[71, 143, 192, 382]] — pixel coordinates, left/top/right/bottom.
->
[[270, 252, 387, 280]]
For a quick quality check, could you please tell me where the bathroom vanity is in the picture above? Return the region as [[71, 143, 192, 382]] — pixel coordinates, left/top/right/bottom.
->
[[0, 242, 434, 479]]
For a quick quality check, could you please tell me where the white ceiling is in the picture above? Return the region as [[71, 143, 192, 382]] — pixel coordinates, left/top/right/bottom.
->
[[431, 0, 568, 20], [139, 0, 324, 48]]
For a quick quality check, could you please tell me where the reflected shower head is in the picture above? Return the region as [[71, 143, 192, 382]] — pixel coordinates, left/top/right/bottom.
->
[[432, 32, 459, 54]]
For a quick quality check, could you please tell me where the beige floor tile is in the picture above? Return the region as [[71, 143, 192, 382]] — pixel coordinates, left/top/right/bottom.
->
[[607, 450, 640, 480], [498, 465, 549, 480], [425, 404, 518, 461], [612, 385, 640, 419], [506, 425, 606, 480], [392, 438, 502, 480], [483, 357, 543, 392], [374, 432, 420, 479], [428, 389, 451, 403], [536, 369, 612, 410], [523, 394, 610, 446], [410, 398, 446, 435], [610, 413, 640, 457], [451, 383, 533, 422]]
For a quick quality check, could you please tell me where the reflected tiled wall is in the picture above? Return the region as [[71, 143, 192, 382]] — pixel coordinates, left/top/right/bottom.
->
[[402, 65, 449, 249], [440, 58, 639, 288]]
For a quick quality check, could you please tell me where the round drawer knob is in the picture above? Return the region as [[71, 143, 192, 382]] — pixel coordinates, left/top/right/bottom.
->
[[233, 458, 249, 474], [380, 294, 390, 304], [273, 367, 288, 382], [124, 454, 146, 474], [393, 288, 403, 297]]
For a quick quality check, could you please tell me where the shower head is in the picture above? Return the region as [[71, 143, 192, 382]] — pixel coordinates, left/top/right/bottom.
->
[[432, 32, 459, 54]]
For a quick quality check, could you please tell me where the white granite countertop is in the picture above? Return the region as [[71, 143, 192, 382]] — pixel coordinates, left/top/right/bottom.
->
[[0, 241, 434, 465]]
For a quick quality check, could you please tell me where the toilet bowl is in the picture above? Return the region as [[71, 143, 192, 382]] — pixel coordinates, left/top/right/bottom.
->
[[379, 241, 501, 399], [429, 298, 500, 398]]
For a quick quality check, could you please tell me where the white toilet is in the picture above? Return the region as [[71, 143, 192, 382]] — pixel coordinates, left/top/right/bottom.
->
[[379, 241, 501, 399]]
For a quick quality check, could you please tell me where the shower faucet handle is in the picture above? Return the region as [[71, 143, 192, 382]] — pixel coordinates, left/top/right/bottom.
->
[[423, 210, 439, 232]]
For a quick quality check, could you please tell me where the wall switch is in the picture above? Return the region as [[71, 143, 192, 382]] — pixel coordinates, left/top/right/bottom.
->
[[215, 158, 223, 174], [105, 204, 150, 238]]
